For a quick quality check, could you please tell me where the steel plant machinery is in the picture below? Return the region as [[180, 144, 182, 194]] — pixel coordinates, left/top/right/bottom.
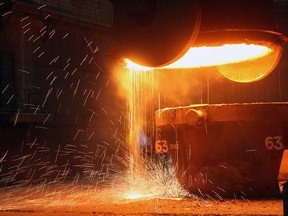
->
[[114, 0, 288, 198]]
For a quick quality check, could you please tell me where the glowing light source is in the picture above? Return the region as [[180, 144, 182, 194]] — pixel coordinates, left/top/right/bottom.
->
[[125, 43, 282, 83], [164, 44, 272, 68], [125, 59, 153, 71], [126, 192, 145, 200], [217, 44, 282, 82], [125, 192, 151, 200], [115, 62, 191, 202]]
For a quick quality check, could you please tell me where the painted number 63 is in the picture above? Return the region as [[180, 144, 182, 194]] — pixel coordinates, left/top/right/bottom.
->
[[155, 140, 169, 153], [265, 136, 283, 150]]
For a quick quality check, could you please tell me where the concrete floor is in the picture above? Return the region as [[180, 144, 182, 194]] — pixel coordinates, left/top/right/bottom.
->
[[0, 199, 283, 216], [0, 184, 284, 216]]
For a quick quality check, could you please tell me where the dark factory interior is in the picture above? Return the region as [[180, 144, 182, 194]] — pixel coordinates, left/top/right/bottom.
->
[[0, 0, 288, 215]]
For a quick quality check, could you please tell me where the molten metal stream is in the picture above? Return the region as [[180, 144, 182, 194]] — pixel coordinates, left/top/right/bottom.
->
[[126, 67, 155, 198], [123, 66, 189, 200]]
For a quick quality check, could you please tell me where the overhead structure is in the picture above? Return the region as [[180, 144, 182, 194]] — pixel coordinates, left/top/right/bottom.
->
[[115, 0, 200, 67], [115, 0, 288, 82]]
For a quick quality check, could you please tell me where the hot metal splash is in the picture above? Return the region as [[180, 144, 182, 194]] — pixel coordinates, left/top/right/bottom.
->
[[0, 11, 190, 211]]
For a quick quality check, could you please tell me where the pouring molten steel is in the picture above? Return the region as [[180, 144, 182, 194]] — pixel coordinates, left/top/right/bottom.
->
[[115, 0, 288, 199], [126, 42, 282, 83]]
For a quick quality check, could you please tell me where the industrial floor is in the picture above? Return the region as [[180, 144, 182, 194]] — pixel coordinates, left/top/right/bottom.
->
[[0, 184, 284, 216]]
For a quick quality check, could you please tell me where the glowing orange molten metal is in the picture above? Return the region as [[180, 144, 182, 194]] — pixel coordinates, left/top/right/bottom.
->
[[120, 43, 282, 201], [126, 43, 282, 83]]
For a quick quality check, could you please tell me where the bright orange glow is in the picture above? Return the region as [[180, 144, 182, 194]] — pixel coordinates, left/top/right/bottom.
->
[[164, 44, 272, 68], [125, 59, 153, 71], [126, 192, 146, 200], [125, 43, 282, 83], [217, 44, 282, 82], [116, 65, 189, 202]]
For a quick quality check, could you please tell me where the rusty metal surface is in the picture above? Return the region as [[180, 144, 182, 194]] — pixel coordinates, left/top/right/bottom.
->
[[155, 102, 288, 198], [156, 102, 288, 126]]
